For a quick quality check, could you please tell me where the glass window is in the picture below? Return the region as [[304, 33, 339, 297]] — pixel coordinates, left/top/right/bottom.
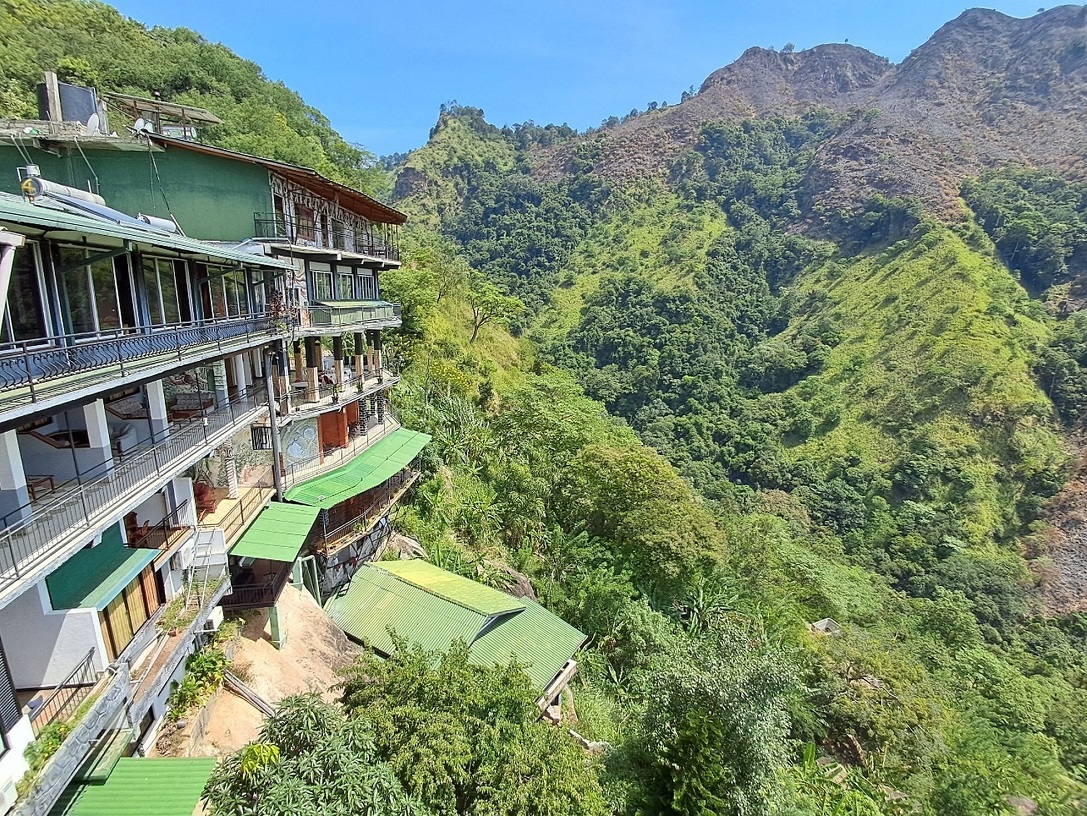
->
[[248, 270, 267, 314], [338, 272, 354, 300], [207, 266, 229, 318], [142, 258, 163, 325], [312, 271, 332, 302], [3, 243, 47, 343], [58, 247, 96, 334], [91, 257, 121, 330], [143, 257, 182, 326]]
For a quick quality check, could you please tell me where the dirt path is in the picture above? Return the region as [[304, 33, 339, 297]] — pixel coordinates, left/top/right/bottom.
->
[[169, 585, 361, 757]]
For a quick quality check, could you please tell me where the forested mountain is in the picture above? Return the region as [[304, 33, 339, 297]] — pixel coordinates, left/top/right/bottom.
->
[[388, 7, 1087, 814], [4, 0, 1087, 814], [0, 0, 386, 194]]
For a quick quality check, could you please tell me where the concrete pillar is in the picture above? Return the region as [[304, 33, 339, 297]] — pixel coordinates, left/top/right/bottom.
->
[[292, 340, 304, 382], [83, 399, 114, 476], [332, 336, 345, 388], [269, 602, 286, 650], [219, 443, 239, 500], [375, 394, 385, 423], [304, 337, 320, 401], [231, 353, 248, 398], [211, 361, 229, 407], [353, 332, 365, 383], [373, 331, 383, 382], [146, 380, 169, 441], [0, 431, 30, 522]]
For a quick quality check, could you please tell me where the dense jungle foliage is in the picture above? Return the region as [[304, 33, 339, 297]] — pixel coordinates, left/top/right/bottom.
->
[[385, 104, 1087, 815], [6, 2, 1087, 813]]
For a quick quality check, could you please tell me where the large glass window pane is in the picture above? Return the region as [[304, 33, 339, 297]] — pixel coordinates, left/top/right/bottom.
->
[[313, 270, 332, 302], [160, 261, 180, 324], [142, 258, 163, 325], [59, 248, 95, 334], [208, 267, 228, 318], [338, 272, 354, 300], [249, 271, 267, 314], [92, 258, 121, 330], [5, 245, 47, 342]]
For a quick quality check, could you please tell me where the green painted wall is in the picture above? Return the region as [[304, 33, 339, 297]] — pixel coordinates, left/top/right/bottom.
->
[[0, 142, 271, 242]]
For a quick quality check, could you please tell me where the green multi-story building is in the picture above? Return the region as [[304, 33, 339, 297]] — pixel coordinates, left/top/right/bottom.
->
[[0, 112, 426, 816]]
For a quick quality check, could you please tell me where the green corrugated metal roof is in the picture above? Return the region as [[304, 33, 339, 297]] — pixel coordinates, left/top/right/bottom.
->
[[470, 598, 586, 691], [284, 428, 431, 509], [376, 559, 524, 616], [46, 523, 157, 610], [49, 757, 216, 816], [228, 502, 320, 562], [324, 561, 586, 692], [324, 566, 486, 655], [0, 192, 294, 270]]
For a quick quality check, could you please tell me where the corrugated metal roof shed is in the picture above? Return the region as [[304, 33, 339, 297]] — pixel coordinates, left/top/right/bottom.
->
[[228, 502, 320, 562], [377, 559, 523, 616], [49, 757, 216, 816], [471, 598, 587, 691], [284, 428, 431, 509], [0, 192, 294, 270], [324, 566, 485, 655], [324, 561, 587, 692]]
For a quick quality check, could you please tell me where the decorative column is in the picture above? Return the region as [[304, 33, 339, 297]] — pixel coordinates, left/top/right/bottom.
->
[[292, 340, 304, 384], [0, 431, 30, 523], [366, 330, 378, 377], [210, 361, 229, 407], [231, 353, 248, 398], [218, 442, 239, 499], [353, 332, 365, 383], [146, 380, 169, 441], [83, 399, 114, 476], [304, 336, 321, 401], [374, 331, 384, 382], [332, 335, 345, 388], [375, 393, 385, 424]]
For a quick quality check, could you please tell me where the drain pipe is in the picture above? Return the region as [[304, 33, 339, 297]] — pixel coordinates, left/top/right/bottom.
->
[[263, 348, 284, 501], [0, 230, 25, 338]]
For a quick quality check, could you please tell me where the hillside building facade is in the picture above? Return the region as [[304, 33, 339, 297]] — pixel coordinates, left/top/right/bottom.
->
[[0, 112, 423, 816]]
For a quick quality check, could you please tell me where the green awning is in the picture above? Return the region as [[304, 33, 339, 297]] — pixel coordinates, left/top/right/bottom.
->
[[50, 758, 216, 816], [228, 502, 320, 562], [47, 524, 158, 611], [284, 428, 430, 509]]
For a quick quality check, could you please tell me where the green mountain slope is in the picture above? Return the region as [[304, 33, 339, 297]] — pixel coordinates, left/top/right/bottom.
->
[[0, 0, 384, 194]]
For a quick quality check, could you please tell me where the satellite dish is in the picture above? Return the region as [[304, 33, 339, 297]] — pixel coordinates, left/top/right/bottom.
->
[[131, 117, 154, 135], [85, 112, 100, 135]]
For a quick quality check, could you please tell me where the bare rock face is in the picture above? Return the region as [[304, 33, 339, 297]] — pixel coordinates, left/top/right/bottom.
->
[[533, 6, 1087, 216]]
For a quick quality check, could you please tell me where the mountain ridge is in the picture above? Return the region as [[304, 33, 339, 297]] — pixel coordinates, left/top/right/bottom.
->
[[526, 5, 1087, 219]]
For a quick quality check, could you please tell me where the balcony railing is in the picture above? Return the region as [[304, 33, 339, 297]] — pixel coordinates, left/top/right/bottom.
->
[[29, 649, 97, 737], [283, 415, 399, 489], [197, 486, 271, 548], [253, 213, 399, 261], [316, 469, 418, 556], [301, 302, 401, 331], [283, 368, 398, 415], [128, 501, 194, 556], [220, 562, 291, 610], [0, 313, 278, 412], [0, 388, 267, 604]]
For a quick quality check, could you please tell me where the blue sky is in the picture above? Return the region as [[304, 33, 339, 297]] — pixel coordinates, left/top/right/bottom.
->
[[107, 0, 1046, 157]]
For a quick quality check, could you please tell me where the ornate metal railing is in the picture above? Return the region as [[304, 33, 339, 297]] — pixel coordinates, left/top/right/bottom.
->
[[253, 213, 399, 261], [0, 388, 267, 603], [0, 313, 277, 411]]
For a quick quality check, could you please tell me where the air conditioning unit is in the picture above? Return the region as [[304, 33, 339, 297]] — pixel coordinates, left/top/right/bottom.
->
[[170, 542, 195, 571], [203, 606, 224, 633], [0, 777, 18, 815]]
